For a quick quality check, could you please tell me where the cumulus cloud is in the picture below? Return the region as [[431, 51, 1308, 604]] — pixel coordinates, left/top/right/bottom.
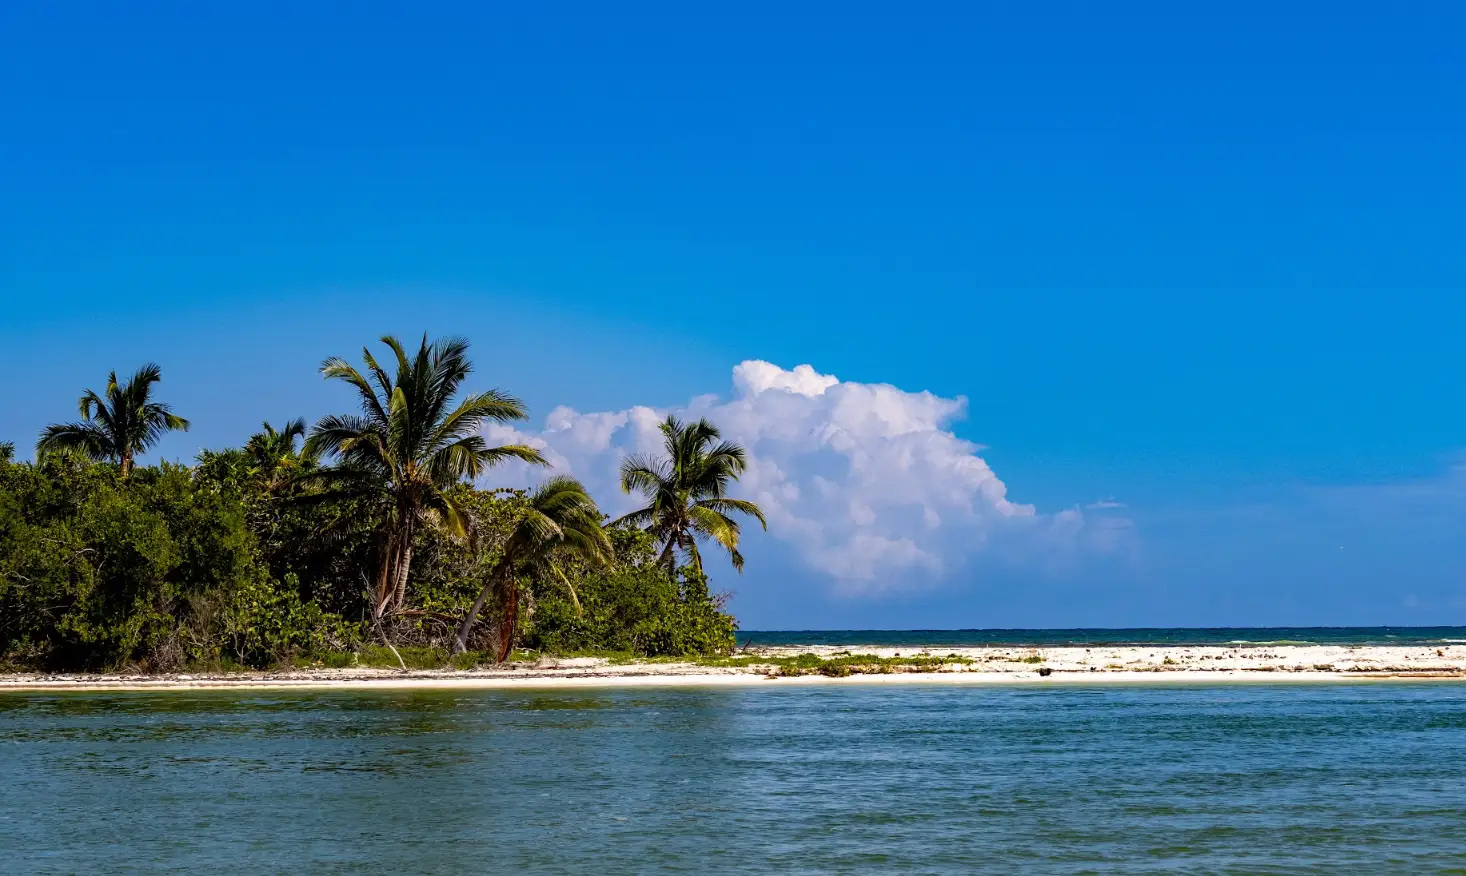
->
[[484, 361, 1130, 593]]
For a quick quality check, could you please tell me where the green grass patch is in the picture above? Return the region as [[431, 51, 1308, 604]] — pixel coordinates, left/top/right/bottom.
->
[[448, 651, 488, 670], [177, 656, 253, 674], [247, 647, 980, 676], [355, 645, 447, 669], [314, 651, 358, 669], [284, 648, 503, 670], [692, 652, 972, 676]]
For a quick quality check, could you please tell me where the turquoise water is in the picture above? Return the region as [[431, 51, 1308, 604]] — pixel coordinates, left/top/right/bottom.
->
[[5, 683, 1466, 873], [743, 626, 1466, 647]]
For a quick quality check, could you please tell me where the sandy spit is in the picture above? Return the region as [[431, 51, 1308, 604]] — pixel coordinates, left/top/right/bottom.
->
[[3, 644, 1466, 692]]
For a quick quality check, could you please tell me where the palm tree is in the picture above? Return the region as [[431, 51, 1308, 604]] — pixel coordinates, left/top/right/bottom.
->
[[305, 334, 547, 620], [36, 364, 190, 478], [613, 415, 765, 574], [244, 418, 316, 490], [453, 475, 612, 659], [0, 441, 14, 462]]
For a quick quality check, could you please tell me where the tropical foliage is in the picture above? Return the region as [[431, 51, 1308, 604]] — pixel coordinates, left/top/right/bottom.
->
[[35, 364, 190, 478], [2, 337, 757, 672], [244, 419, 317, 490], [304, 335, 547, 620], [453, 475, 613, 659], [614, 415, 766, 573]]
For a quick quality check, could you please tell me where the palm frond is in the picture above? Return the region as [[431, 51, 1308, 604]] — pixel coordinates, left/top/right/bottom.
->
[[688, 506, 746, 572], [427, 389, 530, 452], [702, 440, 748, 474], [696, 497, 767, 529], [425, 436, 493, 483], [386, 385, 412, 459], [380, 335, 412, 380], [36, 422, 112, 461], [689, 505, 742, 548], [421, 336, 473, 437], [619, 454, 671, 495], [126, 362, 164, 391], [305, 413, 380, 456], [478, 443, 548, 468], [608, 506, 656, 529], [421, 489, 471, 538], [78, 389, 108, 421], [290, 464, 390, 503], [321, 357, 388, 424]]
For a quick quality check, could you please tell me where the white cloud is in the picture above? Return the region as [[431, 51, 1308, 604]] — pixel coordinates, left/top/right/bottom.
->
[[483, 361, 1130, 593]]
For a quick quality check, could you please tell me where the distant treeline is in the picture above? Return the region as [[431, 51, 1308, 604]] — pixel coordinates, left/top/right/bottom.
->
[[0, 335, 764, 672]]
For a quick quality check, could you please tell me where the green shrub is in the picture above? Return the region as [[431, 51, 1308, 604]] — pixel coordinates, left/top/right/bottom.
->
[[524, 557, 736, 658], [0, 458, 359, 670]]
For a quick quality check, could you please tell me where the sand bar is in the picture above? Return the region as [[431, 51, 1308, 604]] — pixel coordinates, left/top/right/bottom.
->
[[3, 644, 1466, 692]]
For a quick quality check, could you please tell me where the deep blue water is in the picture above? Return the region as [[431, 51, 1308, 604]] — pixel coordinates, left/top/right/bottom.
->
[[5, 682, 1466, 873], [740, 626, 1466, 648]]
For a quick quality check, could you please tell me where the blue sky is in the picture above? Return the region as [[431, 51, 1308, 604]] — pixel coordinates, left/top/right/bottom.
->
[[3, 2, 1464, 628]]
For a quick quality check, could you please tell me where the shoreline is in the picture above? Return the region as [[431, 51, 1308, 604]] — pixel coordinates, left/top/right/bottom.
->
[[5, 644, 1466, 692], [4, 671, 1464, 694]]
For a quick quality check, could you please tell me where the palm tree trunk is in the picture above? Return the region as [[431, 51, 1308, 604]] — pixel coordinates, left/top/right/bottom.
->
[[453, 574, 497, 655], [120, 450, 134, 480], [391, 539, 413, 613], [373, 534, 397, 621], [658, 538, 678, 572], [374, 518, 415, 618], [495, 576, 519, 664]]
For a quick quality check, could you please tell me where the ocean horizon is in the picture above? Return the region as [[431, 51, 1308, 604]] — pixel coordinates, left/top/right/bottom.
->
[[740, 626, 1466, 648]]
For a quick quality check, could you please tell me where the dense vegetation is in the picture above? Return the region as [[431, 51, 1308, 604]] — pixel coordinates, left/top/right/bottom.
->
[[0, 336, 754, 672]]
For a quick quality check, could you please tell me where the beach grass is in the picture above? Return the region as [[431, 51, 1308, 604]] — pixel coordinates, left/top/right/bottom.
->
[[273, 648, 978, 677], [691, 652, 974, 676]]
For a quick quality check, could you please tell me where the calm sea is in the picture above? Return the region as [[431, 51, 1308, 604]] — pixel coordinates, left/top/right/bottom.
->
[[5, 682, 1466, 873], [741, 626, 1466, 648]]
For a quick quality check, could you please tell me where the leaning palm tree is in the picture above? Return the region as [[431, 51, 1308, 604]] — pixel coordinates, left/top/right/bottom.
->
[[36, 364, 190, 478], [453, 475, 612, 659], [305, 334, 548, 620], [613, 415, 765, 574]]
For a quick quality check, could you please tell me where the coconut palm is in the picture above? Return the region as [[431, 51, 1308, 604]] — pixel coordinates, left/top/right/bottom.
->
[[613, 415, 765, 574], [453, 475, 612, 659], [305, 334, 547, 620], [36, 364, 190, 478], [244, 418, 316, 490], [0, 441, 14, 462]]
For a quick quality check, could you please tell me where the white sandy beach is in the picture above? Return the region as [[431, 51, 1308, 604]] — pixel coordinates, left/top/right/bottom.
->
[[3, 643, 1465, 691]]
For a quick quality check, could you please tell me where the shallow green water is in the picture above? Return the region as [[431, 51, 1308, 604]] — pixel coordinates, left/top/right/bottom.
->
[[4, 683, 1466, 874]]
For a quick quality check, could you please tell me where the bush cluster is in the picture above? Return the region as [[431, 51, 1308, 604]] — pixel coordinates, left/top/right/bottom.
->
[[0, 455, 736, 671]]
